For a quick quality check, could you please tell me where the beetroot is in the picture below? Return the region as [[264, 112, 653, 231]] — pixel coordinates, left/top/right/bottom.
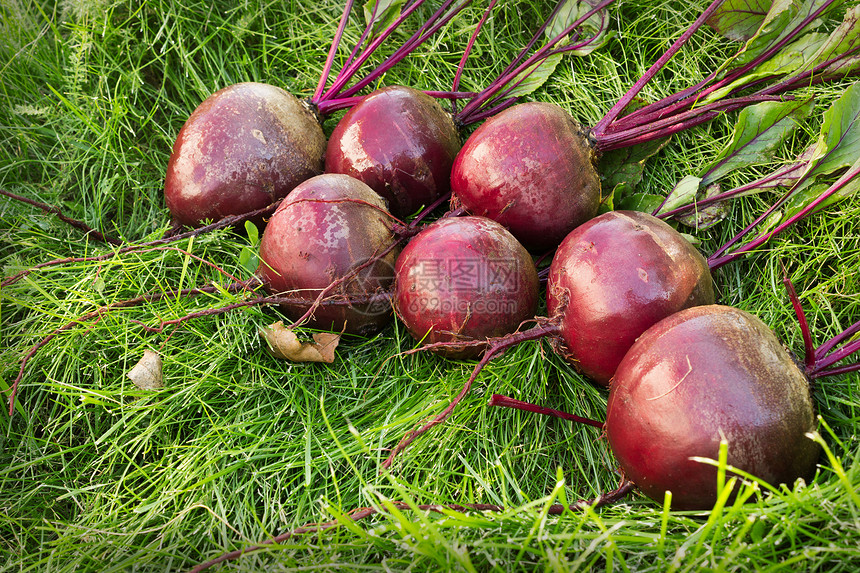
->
[[394, 216, 539, 358], [491, 274, 860, 510], [383, 210, 713, 464], [547, 210, 714, 385], [164, 82, 326, 227], [326, 85, 461, 218], [606, 305, 820, 510], [318, 0, 622, 225], [382, 192, 849, 465], [161, 0, 486, 229], [450, 102, 600, 252], [448, 0, 860, 252], [257, 174, 398, 336], [322, 0, 618, 221]]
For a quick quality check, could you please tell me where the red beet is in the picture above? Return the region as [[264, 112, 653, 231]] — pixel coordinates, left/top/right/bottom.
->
[[547, 210, 714, 385], [606, 305, 820, 510], [325, 85, 461, 218], [257, 174, 398, 336], [450, 102, 601, 252], [394, 216, 539, 358], [165, 82, 326, 227]]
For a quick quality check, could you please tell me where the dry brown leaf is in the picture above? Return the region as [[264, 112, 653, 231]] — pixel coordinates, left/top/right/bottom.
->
[[127, 349, 163, 390], [260, 321, 340, 363]]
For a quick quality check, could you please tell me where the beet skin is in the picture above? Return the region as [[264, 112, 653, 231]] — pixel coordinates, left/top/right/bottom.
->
[[395, 216, 539, 358], [257, 174, 398, 336], [606, 305, 820, 510], [450, 102, 600, 252], [165, 82, 326, 227], [547, 210, 714, 386], [326, 85, 460, 218]]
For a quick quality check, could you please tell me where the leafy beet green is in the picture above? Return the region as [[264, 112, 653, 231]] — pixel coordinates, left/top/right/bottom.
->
[[706, 0, 771, 42]]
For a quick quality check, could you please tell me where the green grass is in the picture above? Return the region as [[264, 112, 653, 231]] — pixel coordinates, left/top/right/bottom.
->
[[1, 0, 859, 571]]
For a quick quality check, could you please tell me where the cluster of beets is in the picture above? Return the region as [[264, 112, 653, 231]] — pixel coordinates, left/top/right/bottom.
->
[[162, 74, 832, 511], [150, 0, 860, 519]]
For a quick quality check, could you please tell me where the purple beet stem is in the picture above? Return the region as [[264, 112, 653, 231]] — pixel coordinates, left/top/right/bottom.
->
[[590, 0, 857, 153], [610, 0, 839, 131], [489, 394, 604, 429], [708, 163, 860, 270], [313, 0, 356, 101], [452, 0, 499, 114], [590, 0, 727, 137], [456, 0, 617, 124]]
